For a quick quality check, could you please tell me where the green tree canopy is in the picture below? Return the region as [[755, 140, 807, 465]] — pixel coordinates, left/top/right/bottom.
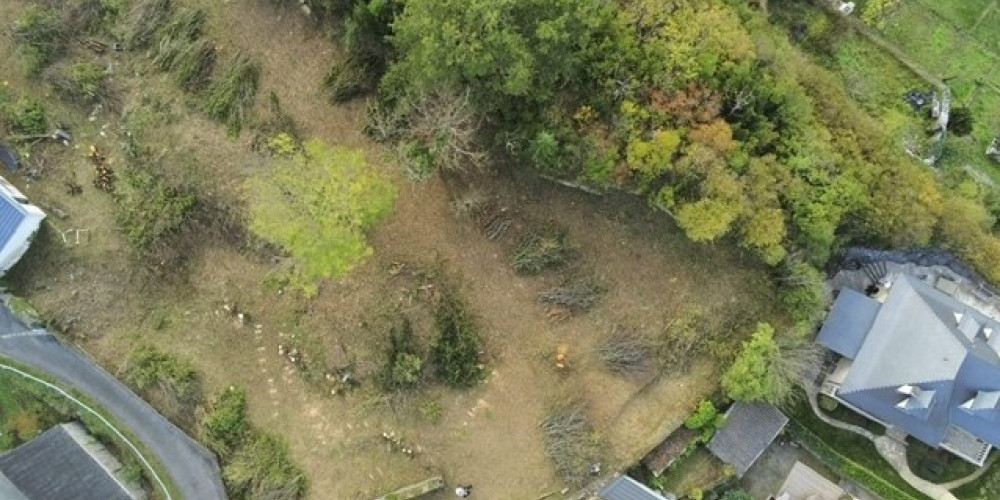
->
[[723, 322, 822, 405], [382, 0, 629, 117], [246, 139, 397, 285]]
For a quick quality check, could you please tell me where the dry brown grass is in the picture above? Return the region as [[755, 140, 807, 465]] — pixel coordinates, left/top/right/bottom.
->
[[0, 2, 784, 499]]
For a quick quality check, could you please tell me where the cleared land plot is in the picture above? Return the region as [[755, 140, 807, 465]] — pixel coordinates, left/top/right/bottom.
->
[[0, 0, 782, 499]]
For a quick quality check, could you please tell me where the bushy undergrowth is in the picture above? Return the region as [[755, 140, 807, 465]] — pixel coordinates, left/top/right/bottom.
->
[[431, 288, 484, 388], [127, 0, 174, 50], [377, 317, 425, 391], [13, 7, 67, 76], [3, 95, 48, 135], [203, 386, 308, 500], [202, 53, 261, 134], [114, 166, 196, 250], [45, 62, 111, 106]]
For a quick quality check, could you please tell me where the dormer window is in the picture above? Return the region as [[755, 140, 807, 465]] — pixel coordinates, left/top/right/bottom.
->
[[960, 390, 1000, 413], [896, 385, 935, 414]]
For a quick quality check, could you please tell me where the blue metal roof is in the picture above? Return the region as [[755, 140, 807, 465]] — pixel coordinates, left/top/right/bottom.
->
[[0, 193, 26, 250], [600, 476, 669, 500], [816, 288, 881, 359]]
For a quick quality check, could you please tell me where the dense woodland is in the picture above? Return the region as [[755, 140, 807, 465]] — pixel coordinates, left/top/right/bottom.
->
[[323, 0, 1000, 329]]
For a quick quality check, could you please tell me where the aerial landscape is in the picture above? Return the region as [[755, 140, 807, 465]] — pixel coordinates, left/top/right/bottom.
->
[[2, 1, 1000, 500]]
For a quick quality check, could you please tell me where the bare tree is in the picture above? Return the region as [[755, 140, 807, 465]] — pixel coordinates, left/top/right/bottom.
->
[[407, 87, 487, 173]]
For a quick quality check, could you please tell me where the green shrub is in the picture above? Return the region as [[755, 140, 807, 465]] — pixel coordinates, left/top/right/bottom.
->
[[172, 39, 217, 90], [431, 289, 484, 388], [512, 225, 574, 275], [13, 7, 67, 75], [203, 387, 250, 459], [223, 432, 308, 500], [6, 96, 48, 135], [114, 166, 196, 250], [377, 318, 424, 391], [202, 52, 261, 134], [122, 346, 199, 421], [684, 400, 719, 430], [150, 8, 206, 71], [45, 62, 109, 105]]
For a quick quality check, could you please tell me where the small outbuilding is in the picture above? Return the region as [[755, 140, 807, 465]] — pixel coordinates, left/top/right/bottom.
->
[[707, 402, 788, 477], [600, 475, 674, 500], [0, 175, 44, 275], [0, 422, 147, 500], [774, 461, 854, 500]]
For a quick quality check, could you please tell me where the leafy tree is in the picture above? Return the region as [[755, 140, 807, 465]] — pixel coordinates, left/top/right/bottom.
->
[[381, 0, 629, 118], [723, 323, 781, 403], [722, 323, 821, 405], [627, 129, 681, 182], [675, 198, 742, 243], [245, 140, 397, 288]]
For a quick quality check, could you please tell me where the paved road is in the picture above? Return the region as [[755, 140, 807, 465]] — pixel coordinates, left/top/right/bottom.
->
[[0, 306, 227, 500]]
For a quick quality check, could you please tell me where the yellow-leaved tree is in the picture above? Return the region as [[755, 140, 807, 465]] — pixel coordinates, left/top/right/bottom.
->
[[246, 139, 397, 293]]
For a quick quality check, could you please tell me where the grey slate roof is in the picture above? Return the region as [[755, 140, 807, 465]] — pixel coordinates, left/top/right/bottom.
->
[[0, 193, 26, 252], [822, 274, 1000, 449], [600, 475, 670, 500], [0, 423, 134, 500], [816, 288, 881, 358], [706, 402, 788, 476]]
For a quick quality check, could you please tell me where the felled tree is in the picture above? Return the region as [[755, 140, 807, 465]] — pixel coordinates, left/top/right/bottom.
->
[[246, 140, 397, 290]]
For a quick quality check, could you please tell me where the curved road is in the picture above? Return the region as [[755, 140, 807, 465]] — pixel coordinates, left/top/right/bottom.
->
[[0, 306, 227, 500]]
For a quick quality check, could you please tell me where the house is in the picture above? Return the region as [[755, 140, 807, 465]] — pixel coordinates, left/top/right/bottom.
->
[[0, 175, 44, 275], [0, 422, 146, 500], [706, 402, 788, 477], [817, 273, 1000, 465], [772, 461, 853, 500], [599, 475, 674, 500]]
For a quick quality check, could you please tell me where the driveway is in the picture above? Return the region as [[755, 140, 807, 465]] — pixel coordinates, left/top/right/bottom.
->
[[0, 306, 227, 500]]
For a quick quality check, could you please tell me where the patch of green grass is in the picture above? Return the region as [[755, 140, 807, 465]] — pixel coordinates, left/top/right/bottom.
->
[[12, 7, 67, 76], [970, 6, 1000, 53], [910, 0, 992, 29], [650, 447, 728, 498], [906, 439, 979, 484]]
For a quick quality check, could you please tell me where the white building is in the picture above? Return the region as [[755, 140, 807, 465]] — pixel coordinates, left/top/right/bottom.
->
[[0, 175, 45, 275]]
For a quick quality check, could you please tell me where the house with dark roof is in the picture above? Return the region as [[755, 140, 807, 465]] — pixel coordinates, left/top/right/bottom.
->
[[706, 401, 788, 476], [0, 422, 146, 500], [0, 175, 44, 275], [817, 273, 1000, 465], [599, 475, 674, 500]]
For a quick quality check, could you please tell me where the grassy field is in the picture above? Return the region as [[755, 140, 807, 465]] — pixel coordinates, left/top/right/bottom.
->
[[0, 0, 786, 499]]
